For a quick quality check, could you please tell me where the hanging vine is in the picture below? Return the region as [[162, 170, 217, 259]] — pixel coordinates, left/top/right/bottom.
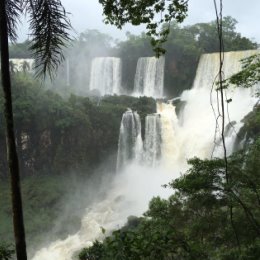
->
[[213, 0, 242, 249]]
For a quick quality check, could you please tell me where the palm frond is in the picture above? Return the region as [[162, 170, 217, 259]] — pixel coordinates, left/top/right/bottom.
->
[[5, 0, 22, 42], [25, 0, 71, 78]]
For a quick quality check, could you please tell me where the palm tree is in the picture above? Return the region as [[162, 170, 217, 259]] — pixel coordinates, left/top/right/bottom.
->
[[0, 1, 71, 260]]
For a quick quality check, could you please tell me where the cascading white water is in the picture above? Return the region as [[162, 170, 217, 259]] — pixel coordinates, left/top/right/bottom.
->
[[143, 114, 161, 167], [156, 102, 181, 169], [9, 58, 34, 72], [31, 50, 259, 260], [134, 56, 165, 98], [116, 109, 143, 171], [89, 57, 122, 95], [178, 50, 259, 160]]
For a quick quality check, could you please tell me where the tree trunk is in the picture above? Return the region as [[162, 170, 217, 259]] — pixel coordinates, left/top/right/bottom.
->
[[0, 1, 27, 260]]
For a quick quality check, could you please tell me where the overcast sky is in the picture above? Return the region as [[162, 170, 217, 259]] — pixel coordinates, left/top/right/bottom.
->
[[17, 0, 260, 43]]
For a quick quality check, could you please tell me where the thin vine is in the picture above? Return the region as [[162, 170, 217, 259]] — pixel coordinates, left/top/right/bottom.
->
[[213, 0, 241, 250]]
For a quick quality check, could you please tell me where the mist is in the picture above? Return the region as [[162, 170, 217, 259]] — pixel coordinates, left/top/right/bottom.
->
[[30, 163, 175, 260]]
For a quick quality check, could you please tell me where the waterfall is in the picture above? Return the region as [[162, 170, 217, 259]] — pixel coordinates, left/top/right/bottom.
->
[[143, 114, 161, 167], [89, 57, 122, 95], [179, 50, 259, 159], [153, 50, 259, 168], [116, 109, 143, 171], [156, 102, 181, 169], [134, 56, 165, 98], [31, 50, 259, 260]]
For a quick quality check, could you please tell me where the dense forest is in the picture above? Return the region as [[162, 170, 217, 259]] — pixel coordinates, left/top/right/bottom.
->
[[1, 15, 260, 260]]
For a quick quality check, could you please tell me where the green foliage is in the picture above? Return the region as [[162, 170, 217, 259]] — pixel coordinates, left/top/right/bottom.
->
[[79, 241, 105, 260], [223, 53, 260, 97], [0, 174, 85, 246], [234, 105, 260, 150], [186, 16, 257, 53], [0, 243, 14, 260]]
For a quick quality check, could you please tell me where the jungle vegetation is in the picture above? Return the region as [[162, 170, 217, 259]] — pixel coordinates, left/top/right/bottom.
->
[[0, 11, 259, 260]]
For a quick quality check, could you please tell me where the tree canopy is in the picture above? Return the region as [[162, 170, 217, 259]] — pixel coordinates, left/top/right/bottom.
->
[[99, 0, 188, 55]]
